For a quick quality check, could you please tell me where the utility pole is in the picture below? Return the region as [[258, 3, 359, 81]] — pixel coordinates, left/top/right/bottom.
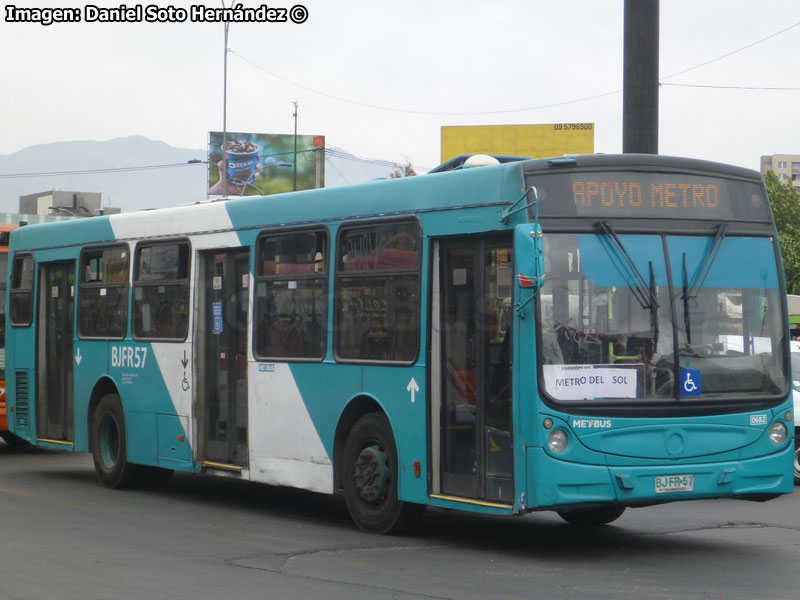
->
[[292, 101, 298, 191], [623, 0, 659, 154], [221, 1, 230, 196]]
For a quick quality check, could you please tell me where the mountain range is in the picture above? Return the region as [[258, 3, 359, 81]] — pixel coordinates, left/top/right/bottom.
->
[[0, 136, 399, 214]]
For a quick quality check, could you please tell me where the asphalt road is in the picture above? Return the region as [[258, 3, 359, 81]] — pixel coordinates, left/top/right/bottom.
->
[[1, 441, 798, 600]]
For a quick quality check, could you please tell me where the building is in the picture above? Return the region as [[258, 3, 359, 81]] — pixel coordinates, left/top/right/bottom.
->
[[19, 190, 121, 218], [760, 154, 800, 192], [0, 212, 76, 225]]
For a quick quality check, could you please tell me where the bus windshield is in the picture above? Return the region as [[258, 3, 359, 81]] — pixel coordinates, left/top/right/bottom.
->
[[539, 232, 786, 404]]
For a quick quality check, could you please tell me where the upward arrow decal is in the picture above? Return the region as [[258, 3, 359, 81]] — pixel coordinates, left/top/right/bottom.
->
[[406, 377, 419, 403]]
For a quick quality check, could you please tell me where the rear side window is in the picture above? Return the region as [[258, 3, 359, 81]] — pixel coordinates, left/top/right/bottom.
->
[[78, 246, 129, 339], [132, 242, 190, 340], [254, 230, 328, 360], [10, 255, 34, 327]]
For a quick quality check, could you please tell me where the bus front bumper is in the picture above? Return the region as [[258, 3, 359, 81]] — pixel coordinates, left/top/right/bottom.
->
[[524, 444, 794, 511]]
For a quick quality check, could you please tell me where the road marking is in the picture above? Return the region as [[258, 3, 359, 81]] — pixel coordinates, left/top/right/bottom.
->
[[0, 487, 40, 498]]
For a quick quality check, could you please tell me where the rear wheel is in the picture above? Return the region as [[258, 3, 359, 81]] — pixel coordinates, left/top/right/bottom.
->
[[557, 506, 626, 526], [342, 413, 422, 534], [91, 394, 172, 489]]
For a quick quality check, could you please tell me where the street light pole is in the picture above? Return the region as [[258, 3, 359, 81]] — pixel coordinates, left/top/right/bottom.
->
[[292, 101, 298, 191], [221, 1, 230, 197]]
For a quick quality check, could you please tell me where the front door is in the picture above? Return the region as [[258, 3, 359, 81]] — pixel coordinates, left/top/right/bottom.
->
[[36, 261, 75, 442], [199, 249, 250, 466], [432, 237, 514, 502]]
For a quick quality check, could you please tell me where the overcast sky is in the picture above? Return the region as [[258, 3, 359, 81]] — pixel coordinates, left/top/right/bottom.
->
[[2, 0, 799, 173]]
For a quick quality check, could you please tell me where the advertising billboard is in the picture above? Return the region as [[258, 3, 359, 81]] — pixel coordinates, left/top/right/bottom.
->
[[440, 123, 594, 163], [208, 131, 325, 197]]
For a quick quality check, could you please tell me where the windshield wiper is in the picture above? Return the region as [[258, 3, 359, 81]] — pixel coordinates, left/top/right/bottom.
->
[[686, 223, 728, 299], [682, 253, 692, 344], [650, 261, 659, 353], [597, 221, 659, 311], [597, 221, 660, 353], [681, 223, 728, 345]]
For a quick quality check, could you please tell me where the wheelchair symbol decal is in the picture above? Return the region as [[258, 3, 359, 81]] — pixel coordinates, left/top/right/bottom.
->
[[680, 369, 702, 396]]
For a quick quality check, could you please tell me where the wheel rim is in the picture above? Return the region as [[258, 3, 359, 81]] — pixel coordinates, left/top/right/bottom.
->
[[99, 415, 120, 470], [353, 444, 390, 504]]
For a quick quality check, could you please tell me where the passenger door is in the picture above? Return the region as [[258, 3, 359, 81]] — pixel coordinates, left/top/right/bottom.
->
[[431, 237, 514, 503], [198, 249, 250, 467], [36, 261, 75, 442]]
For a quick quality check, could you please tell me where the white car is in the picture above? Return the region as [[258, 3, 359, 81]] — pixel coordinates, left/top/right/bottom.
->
[[790, 341, 800, 485]]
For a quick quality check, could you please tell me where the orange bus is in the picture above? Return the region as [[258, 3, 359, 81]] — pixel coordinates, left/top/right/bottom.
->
[[0, 224, 19, 444]]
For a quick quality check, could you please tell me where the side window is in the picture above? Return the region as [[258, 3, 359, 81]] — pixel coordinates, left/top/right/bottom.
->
[[335, 221, 420, 362], [78, 246, 129, 339], [133, 242, 190, 340], [254, 230, 328, 359], [10, 255, 34, 327]]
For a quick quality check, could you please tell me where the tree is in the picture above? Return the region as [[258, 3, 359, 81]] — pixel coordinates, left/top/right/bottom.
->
[[390, 158, 417, 179], [764, 170, 800, 294]]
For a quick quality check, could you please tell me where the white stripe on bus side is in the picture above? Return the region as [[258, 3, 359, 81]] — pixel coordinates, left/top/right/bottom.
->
[[248, 362, 334, 494], [107, 202, 238, 241], [150, 342, 194, 449]]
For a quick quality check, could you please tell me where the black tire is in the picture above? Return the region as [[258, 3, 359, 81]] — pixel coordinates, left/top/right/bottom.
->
[[557, 506, 626, 526], [793, 432, 800, 486], [342, 413, 422, 534], [90, 394, 172, 490], [91, 394, 138, 489]]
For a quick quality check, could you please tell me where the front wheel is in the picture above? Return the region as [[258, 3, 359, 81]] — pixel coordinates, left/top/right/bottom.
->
[[342, 413, 422, 534], [557, 506, 626, 526], [793, 432, 800, 485]]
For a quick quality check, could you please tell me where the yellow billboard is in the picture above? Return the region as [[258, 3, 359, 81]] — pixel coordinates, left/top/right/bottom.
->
[[440, 123, 594, 163]]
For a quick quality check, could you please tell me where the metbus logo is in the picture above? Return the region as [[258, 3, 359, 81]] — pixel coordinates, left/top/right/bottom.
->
[[572, 419, 612, 429]]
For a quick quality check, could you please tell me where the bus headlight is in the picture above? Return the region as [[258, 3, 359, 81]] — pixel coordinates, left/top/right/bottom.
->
[[548, 429, 568, 453], [768, 422, 788, 445]]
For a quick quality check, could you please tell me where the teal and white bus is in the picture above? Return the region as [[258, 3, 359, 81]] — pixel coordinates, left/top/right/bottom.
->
[[4, 154, 794, 533]]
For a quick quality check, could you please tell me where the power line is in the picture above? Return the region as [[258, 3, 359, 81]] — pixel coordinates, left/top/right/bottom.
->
[[0, 148, 423, 179], [661, 82, 800, 91], [230, 49, 621, 115], [0, 162, 202, 179], [326, 149, 432, 173], [231, 20, 800, 116], [5, 22, 796, 180], [661, 21, 800, 81], [325, 149, 400, 168], [324, 155, 352, 185]]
